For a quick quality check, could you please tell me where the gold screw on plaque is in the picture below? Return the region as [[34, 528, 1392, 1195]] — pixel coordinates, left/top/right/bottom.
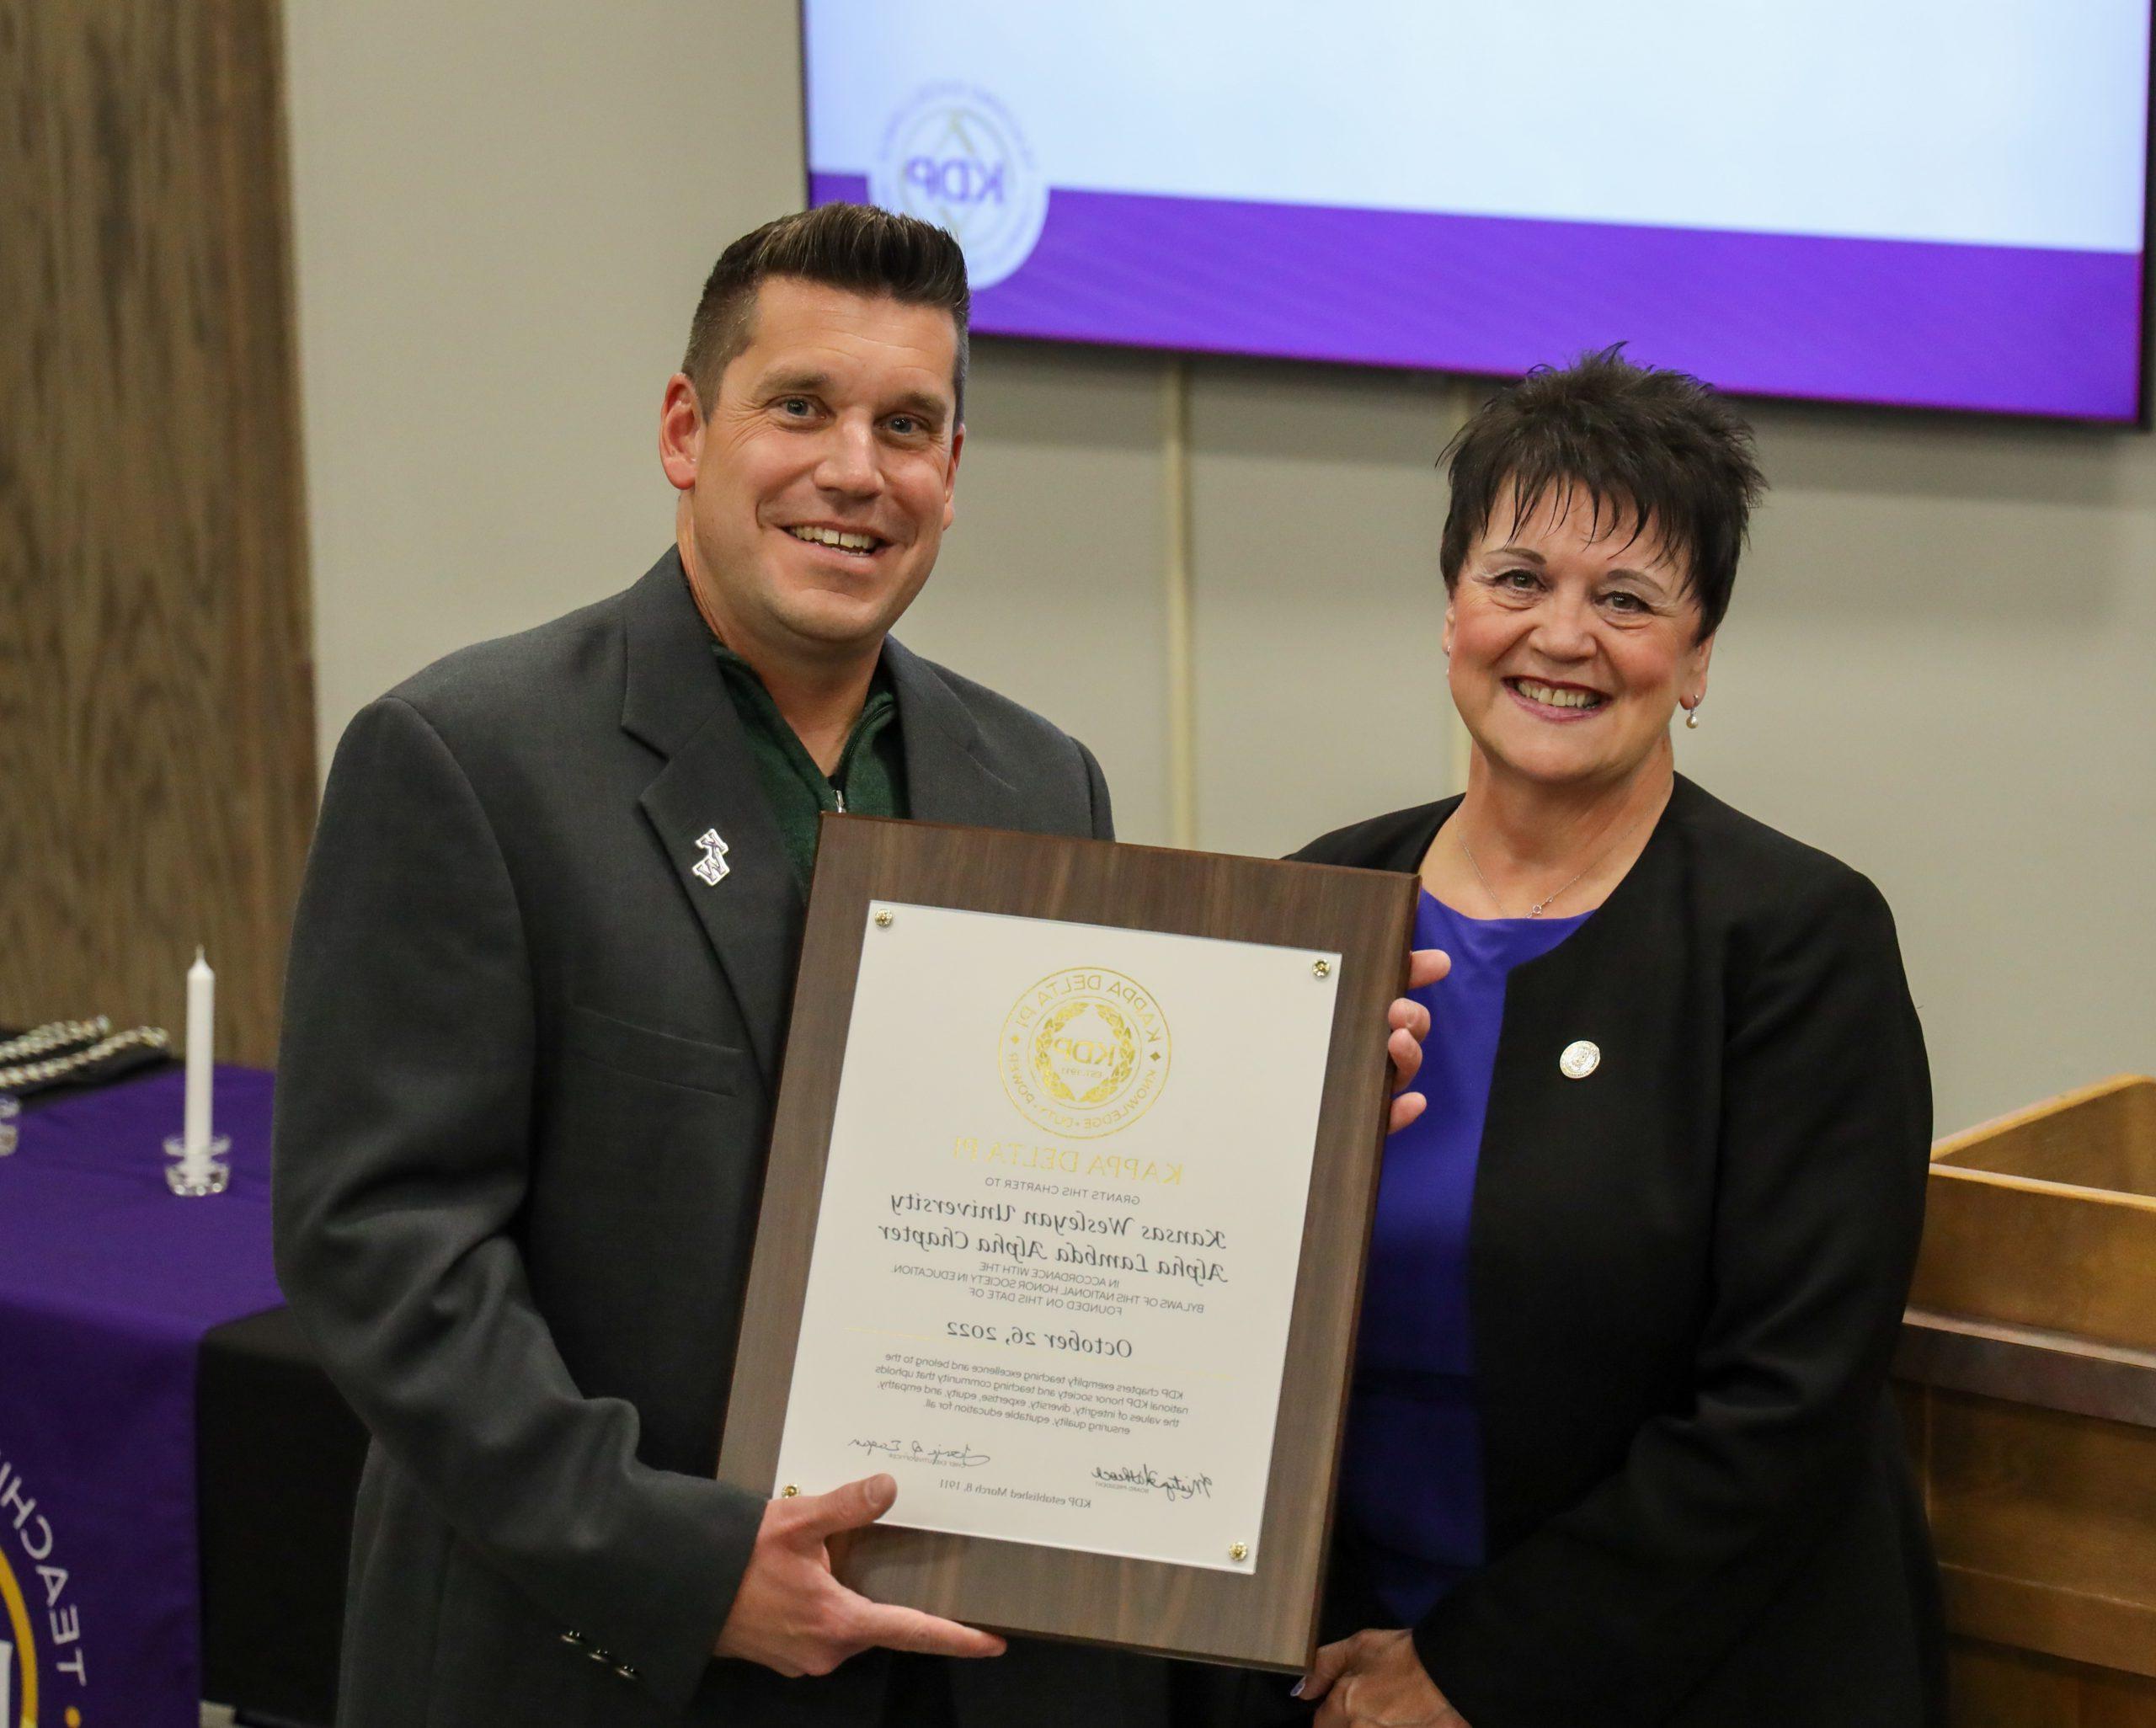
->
[[782, 1485, 798, 1497], [874, 909, 894, 928], [1230, 1542, 1249, 1561], [1311, 958, 1331, 979]]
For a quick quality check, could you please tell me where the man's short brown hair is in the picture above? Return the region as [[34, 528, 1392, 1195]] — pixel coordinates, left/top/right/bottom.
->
[[681, 203, 972, 420]]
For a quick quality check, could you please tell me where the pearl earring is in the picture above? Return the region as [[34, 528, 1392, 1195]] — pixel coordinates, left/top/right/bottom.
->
[[1684, 702, 1701, 729]]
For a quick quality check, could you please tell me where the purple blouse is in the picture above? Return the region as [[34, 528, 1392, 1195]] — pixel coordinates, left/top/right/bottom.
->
[[1337, 888, 1588, 1624]]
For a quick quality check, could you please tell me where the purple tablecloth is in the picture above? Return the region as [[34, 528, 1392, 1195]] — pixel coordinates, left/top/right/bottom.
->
[[0, 1066, 283, 1728]]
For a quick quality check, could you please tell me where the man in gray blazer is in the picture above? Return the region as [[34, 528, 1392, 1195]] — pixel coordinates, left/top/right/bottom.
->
[[275, 205, 1431, 1726]]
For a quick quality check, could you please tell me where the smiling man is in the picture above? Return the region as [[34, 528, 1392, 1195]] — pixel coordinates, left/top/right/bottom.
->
[[273, 206, 1149, 1728], [662, 258, 973, 806], [275, 206, 1433, 1728]]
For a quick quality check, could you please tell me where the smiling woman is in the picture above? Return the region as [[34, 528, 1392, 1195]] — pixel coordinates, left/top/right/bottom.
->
[[1425, 349, 1758, 893], [1210, 352, 1945, 1728]]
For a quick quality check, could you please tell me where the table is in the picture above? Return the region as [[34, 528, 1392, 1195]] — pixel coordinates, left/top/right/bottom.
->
[[3, 1068, 365, 1727]]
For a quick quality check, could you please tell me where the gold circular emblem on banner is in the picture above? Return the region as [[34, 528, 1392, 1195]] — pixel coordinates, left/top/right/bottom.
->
[[1000, 968, 1171, 1139], [0, 1541, 40, 1724]]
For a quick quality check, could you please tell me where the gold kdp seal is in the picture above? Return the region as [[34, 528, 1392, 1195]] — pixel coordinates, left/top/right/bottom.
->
[[1001, 968, 1170, 1139]]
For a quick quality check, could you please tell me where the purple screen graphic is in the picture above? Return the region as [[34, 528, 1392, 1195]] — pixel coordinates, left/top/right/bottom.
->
[[812, 171, 2147, 424]]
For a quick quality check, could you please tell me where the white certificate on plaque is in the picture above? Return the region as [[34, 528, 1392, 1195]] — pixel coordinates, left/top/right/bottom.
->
[[771, 901, 1341, 1574]]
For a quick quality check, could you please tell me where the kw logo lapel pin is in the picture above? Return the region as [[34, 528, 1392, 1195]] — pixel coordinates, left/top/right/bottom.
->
[[691, 829, 731, 886]]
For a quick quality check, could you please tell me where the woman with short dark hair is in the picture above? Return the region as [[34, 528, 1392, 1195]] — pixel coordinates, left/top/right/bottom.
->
[[1242, 349, 1943, 1727]]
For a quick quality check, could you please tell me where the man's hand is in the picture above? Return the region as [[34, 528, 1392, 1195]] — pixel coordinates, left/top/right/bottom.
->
[[715, 1474, 1006, 1677], [1385, 947, 1449, 1133], [1299, 1629, 1469, 1727]]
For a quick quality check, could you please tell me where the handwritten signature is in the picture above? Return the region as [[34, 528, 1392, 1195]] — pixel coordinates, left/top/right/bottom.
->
[[847, 1437, 991, 1469], [1090, 1463, 1214, 1502]]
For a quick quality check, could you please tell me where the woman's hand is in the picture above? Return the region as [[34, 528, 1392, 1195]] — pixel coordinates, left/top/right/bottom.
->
[[1386, 947, 1450, 1133], [1298, 1629, 1470, 1727]]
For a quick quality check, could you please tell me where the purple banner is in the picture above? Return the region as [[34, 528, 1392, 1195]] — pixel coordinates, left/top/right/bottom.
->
[[814, 173, 2145, 421], [0, 1068, 283, 1728]]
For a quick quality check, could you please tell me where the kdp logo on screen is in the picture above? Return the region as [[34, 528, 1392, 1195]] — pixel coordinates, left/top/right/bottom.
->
[[870, 84, 1049, 291]]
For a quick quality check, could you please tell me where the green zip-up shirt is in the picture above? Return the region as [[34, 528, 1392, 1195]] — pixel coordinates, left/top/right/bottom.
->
[[710, 642, 908, 888]]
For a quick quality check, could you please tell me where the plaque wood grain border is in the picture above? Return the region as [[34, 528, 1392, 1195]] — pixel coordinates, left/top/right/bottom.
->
[[718, 816, 1417, 1671]]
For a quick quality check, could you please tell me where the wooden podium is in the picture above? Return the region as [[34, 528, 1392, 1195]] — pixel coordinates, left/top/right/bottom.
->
[[1894, 1076, 2156, 1724]]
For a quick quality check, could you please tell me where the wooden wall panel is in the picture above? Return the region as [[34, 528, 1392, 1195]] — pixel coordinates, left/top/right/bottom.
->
[[0, 0, 315, 1065]]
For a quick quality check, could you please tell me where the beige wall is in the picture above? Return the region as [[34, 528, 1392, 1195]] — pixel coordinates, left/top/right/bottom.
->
[[286, 5, 2155, 1135], [1688, 408, 2156, 1136], [284, 1, 807, 759]]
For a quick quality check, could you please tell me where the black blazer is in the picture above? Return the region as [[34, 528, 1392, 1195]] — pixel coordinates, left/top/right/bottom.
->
[[274, 552, 1168, 1727], [1292, 777, 1943, 1728]]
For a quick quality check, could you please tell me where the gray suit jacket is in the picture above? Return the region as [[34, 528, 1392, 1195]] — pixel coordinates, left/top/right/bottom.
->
[[274, 552, 1167, 1726]]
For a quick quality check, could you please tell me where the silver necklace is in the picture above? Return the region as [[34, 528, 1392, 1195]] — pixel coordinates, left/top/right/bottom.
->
[[0, 1017, 109, 1064], [0, 1024, 168, 1092], [1459, 808, 1652, 920]]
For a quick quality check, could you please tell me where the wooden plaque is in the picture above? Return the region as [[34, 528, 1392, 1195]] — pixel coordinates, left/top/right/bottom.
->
[[718, 816, 1416, 1670]]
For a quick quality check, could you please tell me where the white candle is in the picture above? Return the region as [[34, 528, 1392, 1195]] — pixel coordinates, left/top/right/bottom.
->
[[184, 948, 215, 1150]]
